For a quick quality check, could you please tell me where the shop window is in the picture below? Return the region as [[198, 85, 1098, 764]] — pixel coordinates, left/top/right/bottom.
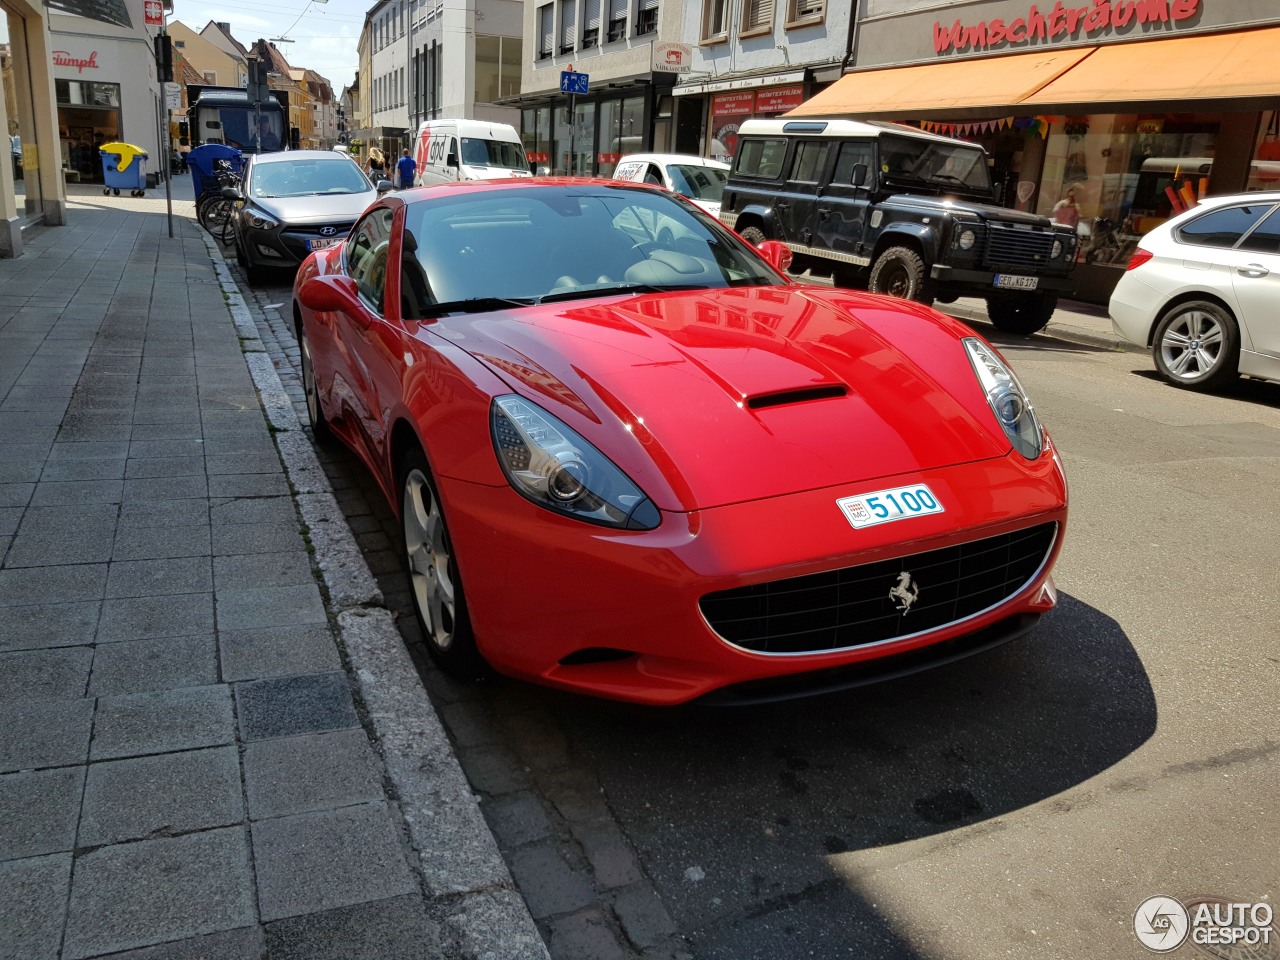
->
[[582, 0, 601, 45], [785, 0, 823, 26], [538, 3, 553, 58], [635, 0, 657, 35], [607, 0, 627, 41], [560, 0, 577, 54], [739, 0, 773, 36], [702, 0, 728, 41], [1176, 204, 1272, 249]]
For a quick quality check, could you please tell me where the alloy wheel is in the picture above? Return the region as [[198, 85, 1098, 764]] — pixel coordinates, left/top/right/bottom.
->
[[1159, 308, 1225, 380], [402, 468, 457, 651]]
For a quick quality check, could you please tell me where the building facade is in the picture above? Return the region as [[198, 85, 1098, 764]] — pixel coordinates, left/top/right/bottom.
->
[[408, 0, 522, 129], [170, 20, 246, 89], [368, 0, 411, 154], [791, 0, 1280, 302]]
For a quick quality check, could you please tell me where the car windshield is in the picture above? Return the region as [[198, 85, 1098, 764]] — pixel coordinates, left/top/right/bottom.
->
[[879, 135, 992, 194], [398, 185, 783, 314], [666, 164, 727, 202], [251, 159, 370, 198], [460, 137, 528, 170]]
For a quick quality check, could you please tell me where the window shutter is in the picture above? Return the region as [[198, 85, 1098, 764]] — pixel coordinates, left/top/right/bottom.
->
[[794, 0, 822, 17], [561, 0, 577, 48], [539, 4, 554, 53], [638, 0, 657, 9], [745, 0, 772, 28], [585, 0, 601, 29], [609, 0, 627, 21]]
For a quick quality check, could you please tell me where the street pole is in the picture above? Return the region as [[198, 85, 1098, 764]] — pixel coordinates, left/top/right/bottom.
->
[[162, 19, 173, 239], [568, 93, 575, 175]]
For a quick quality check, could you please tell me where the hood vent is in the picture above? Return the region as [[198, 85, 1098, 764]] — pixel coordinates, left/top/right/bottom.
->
[[746, 385, 848, 411]]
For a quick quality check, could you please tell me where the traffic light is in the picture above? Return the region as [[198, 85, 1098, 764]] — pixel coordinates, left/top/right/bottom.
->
[[154, 35, 173, 83], [247, 59, 271, 105]]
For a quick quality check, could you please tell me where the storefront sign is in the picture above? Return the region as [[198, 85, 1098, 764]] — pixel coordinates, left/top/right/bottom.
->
[[933, 0, 1201, 54], [143, 0, 163, 25], [52, 49, 99, 72], [712, 92, 755, 117], [164, 81, 181, 111], [755, 85, 805, 114], [652, 42, 693, 74]]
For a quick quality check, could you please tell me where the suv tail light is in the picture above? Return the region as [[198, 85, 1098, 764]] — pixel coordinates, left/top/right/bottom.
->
[[1125, 249, 1154, 271]]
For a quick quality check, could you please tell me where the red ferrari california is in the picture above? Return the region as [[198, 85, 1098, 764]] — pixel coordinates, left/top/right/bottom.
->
[[292, 178, 1067, 705]]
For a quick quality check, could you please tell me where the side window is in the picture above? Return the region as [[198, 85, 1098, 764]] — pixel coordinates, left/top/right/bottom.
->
[[644, 164, 664, 186], [1176, 204, 1270, 248], [790, 140, 829, 183], [1237, 206, 1280, 254], [832, 140, 873, 185], [735, 138, 788, 180], [345, 208, 395, 314]]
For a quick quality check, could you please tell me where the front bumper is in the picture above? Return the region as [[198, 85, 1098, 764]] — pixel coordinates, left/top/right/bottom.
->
[[441, 445, 1068, 705], [244, 221, 353, 267]]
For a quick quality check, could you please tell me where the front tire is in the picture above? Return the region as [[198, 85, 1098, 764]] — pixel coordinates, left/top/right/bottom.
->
[[738, 225, 767, 247], [398, 447, 484, 678], [985, 292, 1058, 335], [296, 319, 334, 445], [869, 246, 933, 305], [1152, 300, 1239, 391]]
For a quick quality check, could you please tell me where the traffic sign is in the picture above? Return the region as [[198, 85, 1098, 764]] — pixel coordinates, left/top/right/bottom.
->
[[560, 71, 589, 95]]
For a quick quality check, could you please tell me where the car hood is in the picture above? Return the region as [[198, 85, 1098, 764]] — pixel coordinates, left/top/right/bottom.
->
[[884, 195, 1059, 228], [432, 285, 1012, 512], [250, 191, 377, 224]]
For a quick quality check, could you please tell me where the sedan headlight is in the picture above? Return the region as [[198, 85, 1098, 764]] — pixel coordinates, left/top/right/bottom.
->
[[963, 338, 1043, 459], [245, 208, 279, 230], [491, 395, 660, 529]]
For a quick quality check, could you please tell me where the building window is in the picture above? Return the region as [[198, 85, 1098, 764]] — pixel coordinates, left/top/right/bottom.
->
[[559, 0, 577, 54], [538, 3, 554, 58], [702, 0, 728, 41], [785, 0, 823, 25], [739, 0, 773, 36], [582, 0, 601, 46], [203, 71, 217, 83], [635, 0, 657, 35], [607, 0, 627, 42]]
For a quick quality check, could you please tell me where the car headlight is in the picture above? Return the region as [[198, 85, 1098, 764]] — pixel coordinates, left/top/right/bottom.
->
[[1051, 239, 1063, 259], [963, 338, 1043, 460], [490, 395, 660, 530], [957, 229, 977, 250], [245, 208, 279, 230]]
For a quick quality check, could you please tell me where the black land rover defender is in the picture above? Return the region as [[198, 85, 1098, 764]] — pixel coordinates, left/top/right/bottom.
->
[[720, 118, 1078, 334]]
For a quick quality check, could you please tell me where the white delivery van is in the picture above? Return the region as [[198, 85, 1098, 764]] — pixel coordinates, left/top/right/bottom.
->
[[412, 119, 532, 185]]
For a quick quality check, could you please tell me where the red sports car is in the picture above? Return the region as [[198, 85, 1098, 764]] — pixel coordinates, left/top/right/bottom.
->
[[292, 178, 1067, 705]]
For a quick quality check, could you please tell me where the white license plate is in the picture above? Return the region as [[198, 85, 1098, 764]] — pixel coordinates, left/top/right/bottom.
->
[[308, 237, 342, 251], [994, 273, 1039, 290], [837, 484, 945, 530]]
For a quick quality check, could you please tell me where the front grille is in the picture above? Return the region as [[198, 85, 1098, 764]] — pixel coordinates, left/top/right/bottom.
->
[[700, 523, 1056, 654], [982, 223, 1058, 271]]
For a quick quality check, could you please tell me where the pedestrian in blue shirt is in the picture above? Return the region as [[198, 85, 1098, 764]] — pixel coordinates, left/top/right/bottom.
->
[[397, 149, 416, 189]]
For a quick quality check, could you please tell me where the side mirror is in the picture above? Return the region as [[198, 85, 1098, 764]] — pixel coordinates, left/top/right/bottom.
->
[[376, 179, 395, 194], [299, 275, 365, 323], [852, 162, 868, 187], [220, 185, 243, 201], [757, 240, 793, 273], [447, 152, 459, 168]]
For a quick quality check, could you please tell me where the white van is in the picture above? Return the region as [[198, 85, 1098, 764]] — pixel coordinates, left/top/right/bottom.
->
[[612, 154, 730, 217], [412, 119, 532, 185]]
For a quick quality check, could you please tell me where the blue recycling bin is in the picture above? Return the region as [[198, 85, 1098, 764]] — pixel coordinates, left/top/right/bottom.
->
[[100, 142, 148, 197], [188, 144, 243, 201]]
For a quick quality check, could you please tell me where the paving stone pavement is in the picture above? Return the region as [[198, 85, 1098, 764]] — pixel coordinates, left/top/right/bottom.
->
[[0, 192, 547, 959]]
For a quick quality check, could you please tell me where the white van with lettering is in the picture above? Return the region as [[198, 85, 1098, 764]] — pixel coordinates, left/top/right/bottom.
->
[[412, 119, 532, 186]]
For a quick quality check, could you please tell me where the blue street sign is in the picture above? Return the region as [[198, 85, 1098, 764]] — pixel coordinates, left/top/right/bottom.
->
[[560, 71, 590, 95]]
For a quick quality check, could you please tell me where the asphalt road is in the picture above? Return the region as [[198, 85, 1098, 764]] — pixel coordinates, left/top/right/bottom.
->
[[252, 269, 1280, 959]]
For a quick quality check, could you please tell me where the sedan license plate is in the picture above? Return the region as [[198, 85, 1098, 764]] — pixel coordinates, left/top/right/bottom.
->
[[994, 273, 1039, 291], [837, 484, 944, 530], [308, 237, 342, 251]]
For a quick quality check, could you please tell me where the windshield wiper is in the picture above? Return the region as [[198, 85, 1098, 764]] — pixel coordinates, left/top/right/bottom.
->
[[419, 296, 537, 317], [536, 283, 706, 304]]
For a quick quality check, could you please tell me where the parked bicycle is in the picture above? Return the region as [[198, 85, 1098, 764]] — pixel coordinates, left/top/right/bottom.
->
[[196, 159, 242, 246]]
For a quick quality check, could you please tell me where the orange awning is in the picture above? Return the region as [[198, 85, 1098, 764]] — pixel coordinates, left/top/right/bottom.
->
[[786, 47, 1093, 118], [1023, 25, 1280, 106]]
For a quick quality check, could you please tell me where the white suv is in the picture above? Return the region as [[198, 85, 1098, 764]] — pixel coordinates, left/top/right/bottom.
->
[[1109, 191, 1280, 390]]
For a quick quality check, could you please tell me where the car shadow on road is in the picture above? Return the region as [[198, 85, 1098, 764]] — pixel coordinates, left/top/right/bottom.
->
[[1129, 369, 1280, 409], [418, 590, 1152, 958]]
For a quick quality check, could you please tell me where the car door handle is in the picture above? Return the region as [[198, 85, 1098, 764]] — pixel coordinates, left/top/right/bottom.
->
[[1237, 263, 1270, 278], [775, 201, 789, 211], [817, 207, 831, 220]]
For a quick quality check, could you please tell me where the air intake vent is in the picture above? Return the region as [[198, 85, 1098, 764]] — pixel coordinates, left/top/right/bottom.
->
[[746, 385, 847, 410]]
